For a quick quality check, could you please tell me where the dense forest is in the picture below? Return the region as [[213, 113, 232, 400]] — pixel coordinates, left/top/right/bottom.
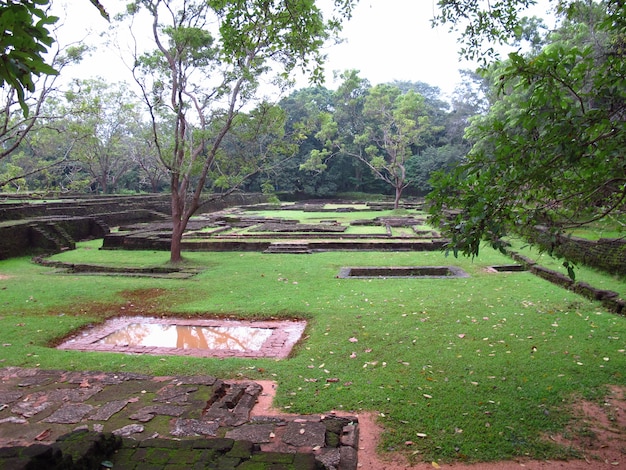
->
[[0, 70, 483, 200]]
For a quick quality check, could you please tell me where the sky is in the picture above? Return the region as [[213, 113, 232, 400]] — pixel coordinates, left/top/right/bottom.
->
[[52, 0, 475, 100], [316, 0, 471, 97]]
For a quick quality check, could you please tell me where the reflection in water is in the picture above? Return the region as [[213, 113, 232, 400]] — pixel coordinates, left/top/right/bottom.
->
[[100, 323, 273, 351]]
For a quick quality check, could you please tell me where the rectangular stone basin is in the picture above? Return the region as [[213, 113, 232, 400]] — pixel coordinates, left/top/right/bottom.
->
[[338, 266, 469, 279], [57, 317, 306, 359], [489, 264, 527, 272]]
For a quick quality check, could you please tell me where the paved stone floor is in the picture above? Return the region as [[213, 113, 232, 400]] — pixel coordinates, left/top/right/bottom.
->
[[0, 367, 358, 469]]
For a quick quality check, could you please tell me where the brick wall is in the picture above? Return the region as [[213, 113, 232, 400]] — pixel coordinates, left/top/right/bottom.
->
[[529, 226, 626, 276]]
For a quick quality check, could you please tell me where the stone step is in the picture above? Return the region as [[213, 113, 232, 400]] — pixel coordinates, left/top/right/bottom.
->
[[264, 242, 312, 254]]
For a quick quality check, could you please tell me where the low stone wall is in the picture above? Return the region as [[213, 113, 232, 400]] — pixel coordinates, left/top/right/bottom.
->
[[0, 430, 122, 470], [528, 226, 626, 276], [0, 217, 108, 260], [0, 193, 268, 260], [0, 193, 268, 222], [508, 251, 625, 315], [0, 194, 171, 222]]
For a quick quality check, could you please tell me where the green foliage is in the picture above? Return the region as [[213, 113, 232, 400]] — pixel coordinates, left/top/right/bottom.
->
[[433, 0, 544, 64], [60, 79, 144, 194], [0, 160, 27, 190], [0, 0, 107, 116], [405, 144, 466, 194], [299, 72, 446, 207], [0, 0, 58, 115], [428, 0, 626, 259]]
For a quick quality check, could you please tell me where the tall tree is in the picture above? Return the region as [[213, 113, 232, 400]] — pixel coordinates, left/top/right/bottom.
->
[[62, 79, 143, 194], [428, 0, 626, 258], [127, 0, 356, 263], [210, 101, 300, 197], [277, 86, 357, 197], [303, 74, 439, 208], [128, 122, 169, 193], [0, 42, 88, 190], [358, 85, 435, 207]]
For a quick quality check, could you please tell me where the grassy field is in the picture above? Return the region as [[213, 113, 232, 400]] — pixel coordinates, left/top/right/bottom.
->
[[0, 213, 625, 464]]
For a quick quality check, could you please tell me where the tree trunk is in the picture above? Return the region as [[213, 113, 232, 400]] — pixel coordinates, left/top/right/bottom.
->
[[394, 185, 402, 209], [170, 189, 185, 264], [170, 219, 185, 264]]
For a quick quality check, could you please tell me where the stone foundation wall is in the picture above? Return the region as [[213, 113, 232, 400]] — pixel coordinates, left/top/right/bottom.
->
[[508, 251, 625, 315], [0, 193, 268, 259], [528, 226, 626, 276], [0, 217, 109, 260], [0, 194, 171, 222]]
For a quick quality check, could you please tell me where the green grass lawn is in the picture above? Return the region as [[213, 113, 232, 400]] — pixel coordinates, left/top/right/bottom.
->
[[564, 216, 625, 241], [1, 236, 625, 464], [242, 208, 419, 224]]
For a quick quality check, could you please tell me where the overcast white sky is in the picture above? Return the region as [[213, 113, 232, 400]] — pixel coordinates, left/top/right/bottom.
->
[[318, 0, 471, 96], [53, 0, 474, 99]]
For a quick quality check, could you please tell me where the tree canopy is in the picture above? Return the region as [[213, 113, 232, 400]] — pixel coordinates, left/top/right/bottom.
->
[[300, 71, 451, 207], [428, 0, 626, 260], [127, 0, 357, 262]]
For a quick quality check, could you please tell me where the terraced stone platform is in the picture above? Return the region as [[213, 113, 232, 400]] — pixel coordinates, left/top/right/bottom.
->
[[0, 367, 358, 469]]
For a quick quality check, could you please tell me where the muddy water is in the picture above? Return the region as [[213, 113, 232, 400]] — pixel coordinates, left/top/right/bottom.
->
[[99, 323, 273, 351]]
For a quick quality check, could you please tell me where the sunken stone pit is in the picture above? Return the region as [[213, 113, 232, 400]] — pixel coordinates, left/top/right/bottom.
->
[[337, 266, 470, 279], [58, 317, 306, 359]]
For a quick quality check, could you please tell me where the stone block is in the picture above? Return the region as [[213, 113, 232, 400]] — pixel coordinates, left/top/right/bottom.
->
[[214, 455, 241, 468], [282, 421, 326, 447], [198, 437, 235, 451], [139, 437, 181, 449], [339, 445, 358, 470], [293, 452, 320, 470], [225, 423, 275, 443], [340, 424, 359, 448], [225, 440, 254, 459], [249, 451, 294, 464]]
